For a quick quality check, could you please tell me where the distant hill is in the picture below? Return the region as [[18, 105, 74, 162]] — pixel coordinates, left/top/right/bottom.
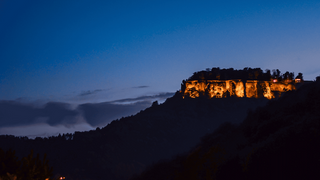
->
[[0, 68, 312, 180]]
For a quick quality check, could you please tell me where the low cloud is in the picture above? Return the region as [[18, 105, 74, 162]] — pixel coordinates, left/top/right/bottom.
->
[[77, 92, 175, 127], [0, 122, 93, 139], [0, 101, 79, 128], [77, 101, 151, 127], [0, 92, 176, 137], [111, 92, 175, 104]]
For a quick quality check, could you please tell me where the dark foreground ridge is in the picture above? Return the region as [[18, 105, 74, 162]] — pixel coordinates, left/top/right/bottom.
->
[[0, 67, 317, 180], [131, 74, 320, 180]]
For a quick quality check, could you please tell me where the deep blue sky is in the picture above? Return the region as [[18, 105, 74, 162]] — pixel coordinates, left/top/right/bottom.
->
[[1, 0, 320, 137]]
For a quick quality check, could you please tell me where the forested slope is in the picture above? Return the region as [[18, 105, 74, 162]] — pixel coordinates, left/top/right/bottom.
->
[[131, 78, 320, 180], [0, 93, 268, 180], [1, 67, 310, 180]]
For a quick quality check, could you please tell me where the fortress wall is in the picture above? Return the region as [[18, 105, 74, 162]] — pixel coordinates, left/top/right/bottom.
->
[[183, 80, 296, 99]]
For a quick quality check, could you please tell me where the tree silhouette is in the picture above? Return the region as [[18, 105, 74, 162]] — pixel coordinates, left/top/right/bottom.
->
[[174, 145, 226, 180], [0, 149, 54, 180], [295, 72, 303, 81]]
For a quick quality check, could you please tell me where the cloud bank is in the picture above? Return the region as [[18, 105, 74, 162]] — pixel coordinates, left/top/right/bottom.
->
[[0, 101, 79, 127], [111, 92, 175, 104], [78, 101, 151, 127], [0, 92, 175, 137]]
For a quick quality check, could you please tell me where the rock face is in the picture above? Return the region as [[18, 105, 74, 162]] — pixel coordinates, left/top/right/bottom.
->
[[181, 67, 303, 99], [182, 79, 297, 99]]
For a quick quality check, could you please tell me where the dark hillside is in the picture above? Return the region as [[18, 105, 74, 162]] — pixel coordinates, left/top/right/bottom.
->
[[0, 93, 268, 180], [131, 78, 320, 180], [0, 68, 307, 180]]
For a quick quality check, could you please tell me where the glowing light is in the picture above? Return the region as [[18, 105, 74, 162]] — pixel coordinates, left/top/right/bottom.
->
[[235, 81, 245, 97], [207, 80, 226, 98], [185, 80, 200, 98], [182, 79, 296, 99], [270, 82, 295, 92], [262, 81, 274, 100], [245, 80, 258, 98]]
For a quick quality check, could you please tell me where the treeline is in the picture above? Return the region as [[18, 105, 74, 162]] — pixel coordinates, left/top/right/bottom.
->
[[0, 129, 116, 180], [183, 67, 303, 82], [0, 148, 54, 180], [0, 89, 269, 180]]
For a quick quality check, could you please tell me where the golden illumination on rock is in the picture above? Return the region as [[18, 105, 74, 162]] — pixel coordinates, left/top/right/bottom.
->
[[182, 79, 298, 99], [270, 82, 296, 92], [184, 80, 208, 98], [235, 81, 245, 97], [245, 80, 258, 98], [207, 81, 225, 98], [184, 80, 199, 98], [261, 81, 274, 100]]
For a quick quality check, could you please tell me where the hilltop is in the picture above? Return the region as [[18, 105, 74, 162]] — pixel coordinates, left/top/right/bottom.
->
[[131, 74, 320, 180], [181, 67, 303, 99]]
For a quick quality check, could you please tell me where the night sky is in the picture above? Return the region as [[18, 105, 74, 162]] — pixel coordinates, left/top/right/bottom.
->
[[1, 0, 320, 138]]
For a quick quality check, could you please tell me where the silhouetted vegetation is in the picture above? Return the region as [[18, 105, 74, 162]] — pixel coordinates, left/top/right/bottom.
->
[[0, 67, 316, 180], [130, 74, 319, 180], [184, 67, 301, 82], [0, 148, 54, 180]]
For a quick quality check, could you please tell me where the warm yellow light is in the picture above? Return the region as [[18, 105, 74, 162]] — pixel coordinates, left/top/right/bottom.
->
[[262, 81, 274, 99], [245, 80, 258, 98], [207, 81, 226, 98], [235, 81, 245, 97], [270, 82, 295, 92], [182, 79, 296, 99]]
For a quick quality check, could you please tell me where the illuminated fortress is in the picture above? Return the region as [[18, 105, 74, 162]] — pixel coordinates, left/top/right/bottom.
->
[[180, 68, 303, 99], [182, 79, 301, 99]]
